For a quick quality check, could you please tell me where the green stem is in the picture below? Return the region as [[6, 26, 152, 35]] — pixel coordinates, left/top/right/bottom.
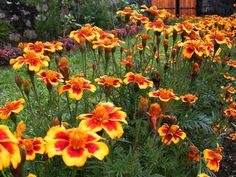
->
[[66, 93, 73, 119], [29, 73, 39, 103], [1, 170, 7, 177], [197, 157, 202, 175], [71, 167, 78, 177]]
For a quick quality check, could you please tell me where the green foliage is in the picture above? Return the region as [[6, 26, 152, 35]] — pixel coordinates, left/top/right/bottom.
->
[[78, 0, 113, 29], [0, 21, 11, 46], [23, 0, 76, 39]]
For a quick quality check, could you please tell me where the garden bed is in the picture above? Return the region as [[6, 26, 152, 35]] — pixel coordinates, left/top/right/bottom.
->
[[0, 5, 235, 177]]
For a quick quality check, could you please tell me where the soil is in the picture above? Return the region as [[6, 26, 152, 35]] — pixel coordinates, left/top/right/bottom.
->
[[217, 136, 236, 177]]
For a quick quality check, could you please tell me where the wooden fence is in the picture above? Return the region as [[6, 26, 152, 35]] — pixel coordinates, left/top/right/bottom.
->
[[151, 0, 197, 16]]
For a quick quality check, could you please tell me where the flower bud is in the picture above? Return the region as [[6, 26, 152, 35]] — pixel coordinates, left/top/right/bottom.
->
[[22, 80, 30, 96], [15, 74, 23, 88], [138, 96, 149, 117]]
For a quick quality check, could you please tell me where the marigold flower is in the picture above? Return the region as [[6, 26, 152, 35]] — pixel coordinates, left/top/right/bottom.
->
[[180, 94, 198, 104], [141, 5, 171, 19], [18, 42, 27, 50], [229, 132, 236, 141], [58, 76, 96, 100], [0, 125, 21, 170], [124, 72, 153, 89], [37, 70, 63, 86], [19, 137, 45, 160], [10, 51, 50, 72], [24, 41, 44, 55], [145, 19, 164, 32], [14, 121, 26, 138], [57, 57, 71, 80], [187, 145, 200, 161], [149, 88, 179, 102], [78, 102, 127, 139], [227, 60, 236, 68], [224, 107, 236, 119], [130, 12, 149, 24], [205, 31, 227, 44], [54, 42, 63, 51], [69, 24, 96, 43], [182, 21, 193, 34], [198, 173, 210, 177], [95, 75, 122, 88], [136, 34, 153, 44], [136, 43, 144, 52], [158, 124, 186, 145], [116, 7, 134, 17], [0, 98, 25, 120], [182, 40, 206, 59], [44, 126, 109, 167], [221, 85, 236, 94], [223, 73, 235, 81], [92, 38, 123, 52], [27, 173, 37, 177], [203, 146, 222, 172], [120, 55, 134, 69], [146, 103, 161, 129], [138, 96, 149, 115], [43, 42, 56, 53]]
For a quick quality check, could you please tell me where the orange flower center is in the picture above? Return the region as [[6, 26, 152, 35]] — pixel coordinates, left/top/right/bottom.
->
[[92, 106, 109, 123], [72, 79, 84, 88], [23, 139, 34, 150], [5, 102, 17, 111], [69, 130, 87, 149], [103, 77, 116, 86], [134, 74, 144, 83]]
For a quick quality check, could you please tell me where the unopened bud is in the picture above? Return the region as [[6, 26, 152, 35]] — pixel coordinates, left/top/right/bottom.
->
[[22, 80, 30, 96], [15, 74, 23, 88]]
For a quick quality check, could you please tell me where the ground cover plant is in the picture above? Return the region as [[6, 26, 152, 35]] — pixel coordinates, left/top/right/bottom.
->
[[0, 4, 236, 177]]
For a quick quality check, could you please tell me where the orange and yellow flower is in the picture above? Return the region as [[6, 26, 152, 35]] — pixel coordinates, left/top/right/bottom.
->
[[130, 12, 149, 24], [146, 103, 162, 129], [69, 24, 96, 44], [78, 102, 127, 139], [149, 88, 179, 102], [229, 132, 236, 141], [116, 7, 134, 17], [145, 19, 165, 32], [19, 138, 45, 160], [43, 42, 56, 53], [58, 76, 96, 100], [198, 173, 210, 177], [54, 42, 63, 51], [224, 73, 235, 81], [158, 124, 186, 145], [138, 96, 149, 115], [187, 145, 200, 161], [95, 75, 122, 88], [205, 31, 227, 45], [24, 41, 44, 55], [120, 55, 134, 69], [123, 72, 153, 89], [180, 94, 198, 104], [14, 121, 26, 139], [203, 146, 222, 172], [44, 126, 109, 167], [37, 70, 63, 86], [0, 125, 21, 170], [224, 102, 236, 119], [27, 173, 37, 177], [10, 51, 50, 72], [0, 98, 25, 120], [92, 38, 123, 52], [227, 60, 236, 68]]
